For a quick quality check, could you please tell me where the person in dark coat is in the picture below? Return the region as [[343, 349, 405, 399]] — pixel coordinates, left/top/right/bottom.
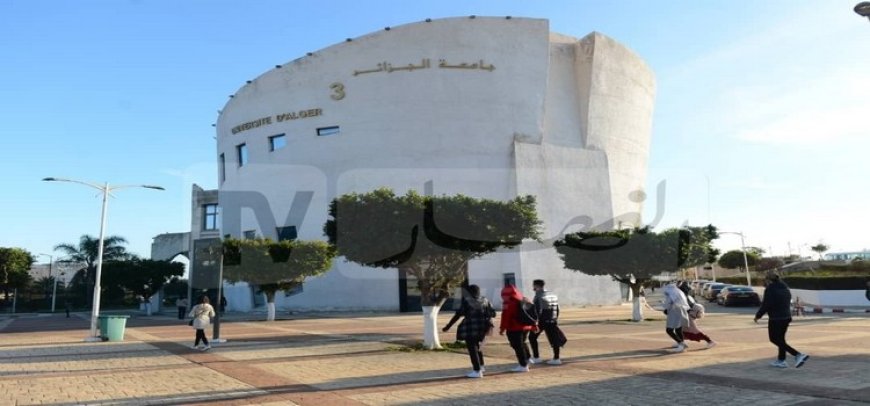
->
[[443, 285, 496, 378], [500, 285, 536, 372], [528, 279, 565, 365], [755, 271, 809, 368]]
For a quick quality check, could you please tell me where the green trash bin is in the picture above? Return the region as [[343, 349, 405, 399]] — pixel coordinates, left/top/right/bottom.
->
[[97, 315, 130, 341]]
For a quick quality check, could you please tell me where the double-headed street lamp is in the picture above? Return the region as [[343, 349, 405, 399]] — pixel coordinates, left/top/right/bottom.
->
[[720, 231, 752, 286], [43, 177, 164, 342]]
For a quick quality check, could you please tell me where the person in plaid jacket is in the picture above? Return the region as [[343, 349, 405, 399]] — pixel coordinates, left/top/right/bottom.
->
[[443, 285, 496, 378]]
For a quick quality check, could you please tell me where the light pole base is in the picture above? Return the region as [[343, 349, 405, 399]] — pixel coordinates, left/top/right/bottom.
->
[[211, 338, 227, 344], [83, 336, 104, 342]]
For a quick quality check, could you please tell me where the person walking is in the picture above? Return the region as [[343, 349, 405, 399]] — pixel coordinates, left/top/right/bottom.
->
[[188, 295, 215, 351], [176, 297, 188, 320], [528, 279, 565, 365], [683, 302, 717, 349], [442, 285, 496, 378], [755, 271, 809, 368], [500, 285, 536, 372], [663, 282, 690, 353]]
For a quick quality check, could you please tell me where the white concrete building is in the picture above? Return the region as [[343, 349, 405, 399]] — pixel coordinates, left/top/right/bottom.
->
[[212, 17, 656, 311]]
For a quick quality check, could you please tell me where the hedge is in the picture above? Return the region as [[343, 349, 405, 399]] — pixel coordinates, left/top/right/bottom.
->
[[782, 276, 869, 291], [717, 276, 765, 286], [713, 275, 870, 290]]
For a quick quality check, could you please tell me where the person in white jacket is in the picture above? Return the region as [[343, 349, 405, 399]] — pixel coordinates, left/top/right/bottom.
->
[[663, 282, 690, 353], [188, 295, 215, 351]]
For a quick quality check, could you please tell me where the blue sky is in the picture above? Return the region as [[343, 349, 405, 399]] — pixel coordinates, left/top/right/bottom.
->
[[2, 0, 868, 264]]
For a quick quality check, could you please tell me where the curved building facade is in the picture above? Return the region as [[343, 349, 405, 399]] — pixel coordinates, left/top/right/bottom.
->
[[214, 17, 655, 311]]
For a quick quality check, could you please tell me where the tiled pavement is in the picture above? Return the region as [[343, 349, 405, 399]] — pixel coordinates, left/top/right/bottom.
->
[[0, 305, 868, 405]]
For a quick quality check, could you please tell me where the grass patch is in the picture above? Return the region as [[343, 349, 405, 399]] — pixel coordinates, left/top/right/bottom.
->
[[386, 341, 467, 352]]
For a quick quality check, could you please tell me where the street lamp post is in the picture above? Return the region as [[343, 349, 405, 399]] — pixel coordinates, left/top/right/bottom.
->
[[42, 177, 164, 342], [38, 253, 57, 312], [720, 231, 752, 286]]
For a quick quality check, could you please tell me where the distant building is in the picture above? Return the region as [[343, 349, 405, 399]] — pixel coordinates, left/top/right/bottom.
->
[[27, 262, 78, 285], [824, 250, 870, 261]]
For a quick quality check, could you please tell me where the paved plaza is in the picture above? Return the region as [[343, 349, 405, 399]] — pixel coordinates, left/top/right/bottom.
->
[[0, 302, 868, 406]]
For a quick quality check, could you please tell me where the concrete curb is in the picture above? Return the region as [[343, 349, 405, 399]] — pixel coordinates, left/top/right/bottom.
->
[[802, 306, 870, 314]]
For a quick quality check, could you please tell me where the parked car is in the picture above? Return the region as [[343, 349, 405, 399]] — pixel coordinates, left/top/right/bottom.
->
[[716, 286, 761, 306], [697, 282, 714, 297], [691, 280, 712, 296], [702, 283, 730, 302]]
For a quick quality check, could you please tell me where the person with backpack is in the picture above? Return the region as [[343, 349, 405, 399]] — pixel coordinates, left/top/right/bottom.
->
[[188, 295, 216, 351], [442, 285, 496, 378], [499, 285, 536, 372], [528, 279, 565, 365]]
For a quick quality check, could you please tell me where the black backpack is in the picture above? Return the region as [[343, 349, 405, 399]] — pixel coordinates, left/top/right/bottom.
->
[[516, 301, 538, 326]]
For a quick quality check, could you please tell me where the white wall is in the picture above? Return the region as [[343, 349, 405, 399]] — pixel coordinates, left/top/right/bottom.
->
[[791, 289, 870, 308]]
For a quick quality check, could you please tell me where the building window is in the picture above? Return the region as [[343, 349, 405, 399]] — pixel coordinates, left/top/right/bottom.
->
[[243, 230, 257, 239], [276, 226, 297, 241], [237, 143, 248, 166], [219, 153, 226, 183], [317, 126, 340, 136], [203, 204, 219, 231], [269, 134, 286, 151]]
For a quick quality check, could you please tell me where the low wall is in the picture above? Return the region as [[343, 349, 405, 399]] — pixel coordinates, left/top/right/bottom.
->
[[790, 289, 869, 309]]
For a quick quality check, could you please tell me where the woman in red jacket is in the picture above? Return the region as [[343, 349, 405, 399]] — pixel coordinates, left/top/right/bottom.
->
[[500, 285, 536, 372]]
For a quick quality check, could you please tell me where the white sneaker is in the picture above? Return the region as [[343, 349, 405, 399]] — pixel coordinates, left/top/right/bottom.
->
[[546, 359, 562, 365], [705, 341, 717, 349], [670, 342, 681, 348], [201, 345, 211, 351], [528, 357, 542, 364], [669, 343, 686, 353], [480, 366, 486, 373], [510, 365, 530, 373], [465, 370, 482, 378], [795, 353, 810, 368], [770, 360, 788, 368], [192, 345, 202, 350]]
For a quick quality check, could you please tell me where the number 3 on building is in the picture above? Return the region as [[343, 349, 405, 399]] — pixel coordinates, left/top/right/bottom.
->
[[330, 82, 345, 100]]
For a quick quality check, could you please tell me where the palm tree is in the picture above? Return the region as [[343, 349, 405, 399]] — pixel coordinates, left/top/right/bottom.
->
[[54, 235, 129, 308]]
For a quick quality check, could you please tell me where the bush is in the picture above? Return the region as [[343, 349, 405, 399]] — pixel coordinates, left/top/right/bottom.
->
[[716, 275, 765, 286]]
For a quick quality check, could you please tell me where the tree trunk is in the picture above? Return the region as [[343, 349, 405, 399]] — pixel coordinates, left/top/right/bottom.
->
[[417, 276, 444, 349], [421, 305, 443, 349], [144, 295, 153, 316], [265, 291, 276, 321], [630, 283, 644, 322]]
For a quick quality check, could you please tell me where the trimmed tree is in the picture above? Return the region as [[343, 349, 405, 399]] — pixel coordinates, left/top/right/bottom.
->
[[718, 250, 759, 270], [810, 243, 829, 261], [554, 225, 718, 321], [325, 188, 541, 349], [222, 238, 336, 321], [101, 258, 185, 314], [0, 247, 35, 302]]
